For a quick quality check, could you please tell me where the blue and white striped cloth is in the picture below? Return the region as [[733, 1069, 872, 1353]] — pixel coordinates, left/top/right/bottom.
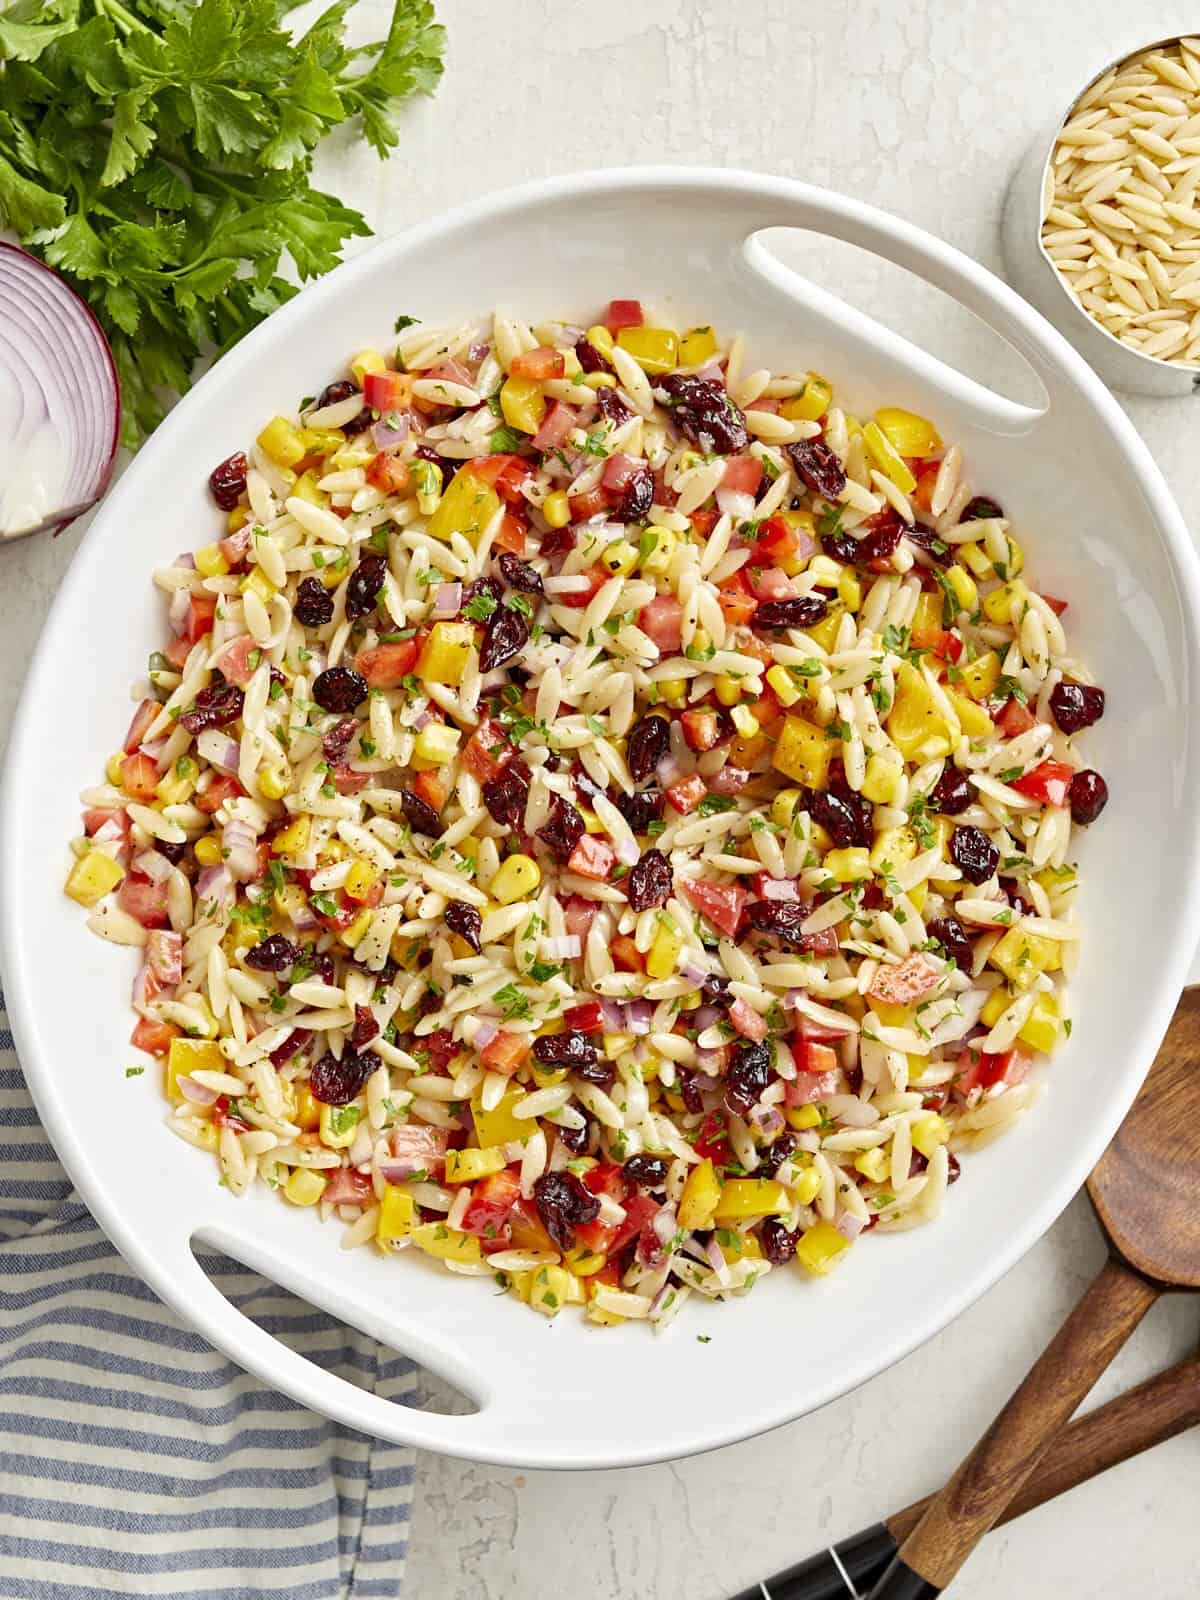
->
[[0, 993, 416, 1599]]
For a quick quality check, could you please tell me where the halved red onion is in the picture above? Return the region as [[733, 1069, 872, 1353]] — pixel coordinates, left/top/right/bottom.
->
[[0, 244, 120, 541], [625, 999, 653, 1035], [197, 863, 235, 912], [133, 849, 174, 885], [373, 413, 411, 449], [705, 1235, 733, 1286], [178, 1075, 219, 1107], [222, 818, 259, 882], [432, 581, 463, 618]]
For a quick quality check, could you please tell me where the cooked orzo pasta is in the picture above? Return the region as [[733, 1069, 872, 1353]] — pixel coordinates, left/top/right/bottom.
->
[[65, 301, 1109, 1329]]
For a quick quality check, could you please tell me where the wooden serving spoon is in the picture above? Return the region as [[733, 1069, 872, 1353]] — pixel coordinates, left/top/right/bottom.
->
[[867, 986, 1200, 1599]]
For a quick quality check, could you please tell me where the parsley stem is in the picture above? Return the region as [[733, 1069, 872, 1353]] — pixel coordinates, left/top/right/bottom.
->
[[95, 0, 154, 36]]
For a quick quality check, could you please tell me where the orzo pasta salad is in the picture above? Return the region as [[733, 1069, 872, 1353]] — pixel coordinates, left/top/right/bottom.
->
[[65, 301, 1109, 1330]]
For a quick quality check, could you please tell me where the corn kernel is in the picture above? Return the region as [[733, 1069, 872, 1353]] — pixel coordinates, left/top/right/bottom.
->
[[376, 1184, 415, 1248], [584, 324, 615, 360], [194, 833, 223, 868], [838, 569, 862, 612], [794, 1219, 852, 1275], [861, 752, 902, 805], [855, 1147, 889, 1182], [646, 916, 683, 980], [823, 847, 871, 882], [945, 565, 978, 614], [959, 540, 994, 579], [257, 416, 306, 469], [690, 627, 713, 656], [285, 1169, 328, 1207], [911, 1114, 951, 1159], [603, 539, 638, 577], [491, 853, 541, 905], [730, 704, 759, 738], [272, 815, 311, 857], [413, 721, 462, 766], [530, 1264, 573, 1317], [770, 788, 805, 828], [195, 543, 228, 578], [344, 859, 378, 901], [319, 1101, 361, 1150], [417, 620, 474, 687], [240, 566, 278, 605], [780, 373, 833, 422], [616, 325, 679, 374], [578, 806, 602, 835], [790, 1164, 823, 1204], [981, 987, 1011, 1028], [257, 761, 292, 801], [64, 851, 125, 906], [291, 1082, 320, 1132], [543, 490, 571, 529], [411, 1222, 482, 1264], [341, 908, 374, 949], [863, 421, 917, 493], [350, 349, 387, 386], [678, 325, 718, 366], [564, 1245, 608, 1277], [318, 555, 349, 590], [530, 1063, 568, 1089], [444, 1147, 507, 1183], [106, 752, 126, 785], [714, 674, 743, 707], [582, 371, 617, 390], [982, 580, 1027, 626], [500, 375, 546, 435], [658, 678, 687, 709]]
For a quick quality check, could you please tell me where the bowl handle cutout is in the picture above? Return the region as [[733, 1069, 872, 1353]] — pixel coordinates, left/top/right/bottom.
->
[[738, 213, 1052, 438]]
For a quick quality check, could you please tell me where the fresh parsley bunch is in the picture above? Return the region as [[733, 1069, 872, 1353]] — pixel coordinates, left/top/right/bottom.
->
[[0, 0, 445, 444]]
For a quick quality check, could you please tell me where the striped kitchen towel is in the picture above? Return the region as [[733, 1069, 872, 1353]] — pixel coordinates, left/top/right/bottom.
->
[[0, 992, 416, 1600]]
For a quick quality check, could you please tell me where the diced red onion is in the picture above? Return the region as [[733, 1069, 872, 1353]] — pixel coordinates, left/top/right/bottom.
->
[[196, 864, 235, 911], [691, 1068, 723, 1091], [705, 1235, 733, 1287], [92, 818, 124, 845], [540, 935, 581, 960], [695, 359, 725, 383], [614, 835, 641, 868], [432, 581, 462, 618], [472, 1019, 500, 1050], [759, 877, 800, 902], [288, 905, 320, 931], [413, 708, 433, 731], [372, 413, 411, 449], [178, 1075, 219, 1107], [377, 1160, 425, 1184], [652, 1205, 679, 1245], [221, 819, 259, 883], [173, 552, 197, 570], [169, 587, 191, 636], [749, 1103, 785, 1138], [138, 738, 168, 768], [543, 574, 592, 595], [131, 965, 150, 1009], [716, 488, 756, 523], [133, 849, 173, 884], [599, 999, 627, 1032], [837, 1100, 879, 1128], [625, 1000, 653, 1035], [692, 1004, 719, 1031], [836, 1211, 868, 1241], [680, 959, 710, 985], [655, 753, 684, 787], [469, 341, 491, 361]]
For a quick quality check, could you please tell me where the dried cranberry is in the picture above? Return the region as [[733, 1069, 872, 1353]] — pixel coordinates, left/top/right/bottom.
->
[[753, 595, 830, 631], [573, 1057, 616, 1092], [414, 445, 460, 486], [623, 1153, 668, 1189], [679, 1070, 704, 1114], [311, 950, 336, 987], [745, 900, 808, 944], [497, 552, 544, 595], [658, 374, 749, 454], [294, 576, 335, 627], [950, 825, 999, 885], [1000, 878, 1033, 917], [572, 767, 606, 804], [627, 713, 671, 782], [616, 464, 654, 523], [930, 765, 974, 815], [209, 451, 248, 510], [1049, 681, 1105, 735], [760, 1218, 802, 1265], [810, 786, 870, 849], [926, 916, 973, 970], [616, 787, 664, 834], [479, 603, 530, 674], [556, 1119, 591, 1156], [531, 1170, 600, 1250], [180, 681, 244, 735], [760, 1130, 799, 1177], [904, 524, 951, 566], [245, 933, 302, 971], [536, 798, 585, 863], [627, 848, 673, 911], [400, 788, 441, 835], [725, 1040, 771, 1116], [269, 1028, 311, 1069], [532, 1031, 598, 1070], [322, 717, 358, 763], [947, 1152, 962, 1184], [851, 514, 906, 566], [1069, 768, 1108, 825], [539, 526, 575, 563], [417, 1029, 458, 1072], [575, 337, 615, 376], [312, 667, 367, 713], [461, 576, 503, 615], [482, 762, 530, 829], [962, 496, 1002, 522], [308, 1047, 372, 1107], [156, 838, 186, 865], [595, 386, 633, 427], [351, 1005, 380, 1049], [821, 529, 860, 565], [444, 900, 482, 952], [345, 554, 387, 621], [315, 380, 371, 435], [701, 972, 733, 1009], [787, 438, 846, 500]]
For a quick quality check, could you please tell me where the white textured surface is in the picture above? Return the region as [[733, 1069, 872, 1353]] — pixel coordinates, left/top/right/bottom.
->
[[1, 1, 1198, 1594]]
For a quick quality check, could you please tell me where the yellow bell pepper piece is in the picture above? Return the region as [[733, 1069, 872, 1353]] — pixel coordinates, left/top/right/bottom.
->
[[712, 1178, 791, 1221], [887, 663, 952, 760], [195, 542, 228, 578], [471, 1086, 526, 1148], [719, 1230, 763, 1264], [293, 1083, 321, 1130], [444, 1147, 507, 1183], [499, 375, 546, 435], [772, 715, 834, 788], [989, 926, 1062, 991], [791, 1165, 823, 1205], [678, 1158, 721, 1230], [272, 815, 311, 858], [867, 996, 911, 1029], [344, 859, 377, 901], [959, 651, 1002, 701], [838, 569, 862, 612], [64, 852, 125, 906], [874, 407, 942, 459], [166, 1037, 224, 1101], [413, 722, 462, 766], [805, 606, 845, 654], [416, 621, 474, 687], [411, 1222, 483, 1264], [639, 525, 677, 576], [285, 1169, 328, 1207], [1019, 993, 1063, 1054], [490, 853, 541, 905], [785, 1104, 822, 1131], [616, 326, 679, 374], [257, 416, 306, 469], [425, 467, 501, 549], [319, 1102, 362, 1150], [530, 1264, 573, 1318], [794, 1218, 852, 1275], [863, 421, 917, 494], [861, 752, 902, 805], [564, 1245, 608, 1277], [646, 916, 683, 980], [982, 580, 1028, 626], [959, 540, 993, 579], [855, 1148, 888, 1182], [730, 705, 759, 738], [945, 565, 978, 614], [911, 1113, 951, 1159], [908, 882, 928, 914], [678, 325, 718, 366], [340, 908, 374, 949], [781, 373, 833, 422], [350, 349, 387, 386], [869, 826, 918, 874], [376, 1184, 415, 1249], [770, 787, 805, 827], [981, 988, 1011, 1028], [603, 539, 639, 578], [947, 689, 994, 740], [823, 847, 871, 883], [911, 591, 942, 639]]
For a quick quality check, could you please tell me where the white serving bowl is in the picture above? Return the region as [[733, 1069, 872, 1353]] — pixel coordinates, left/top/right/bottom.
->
[[3, 168, 1199, 1469]]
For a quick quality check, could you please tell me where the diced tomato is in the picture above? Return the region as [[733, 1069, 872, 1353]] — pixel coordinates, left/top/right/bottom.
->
[[733, 629, 774, 668], [1043, 595, 1069, 616], [606, 1192, 662, 1256], [354, 638, 418, 689], [729, 997, 768, 1041], [754, 516, 804, 565], [563, 894, 598, 943], [567, 834, 617, 881], [363, 369, 414, 412], [955, 1044, 1032, 1098], [694, 1111, 732, 1165], [747, 565, 795, 602], [559, 561, 611, 608], [531, 400, 578, 451], [323, 1168, 375, 1206], [460, 717, 514, 782], [665, 774, 707, 816], [679, 878, 748, 937], [569, 486, 609, 522], [611, 934, 644, 972], [690, 509, 720, 539], [794, 1011, 853, 1042], [494, 510, 527, 555], [462, 1167, 522, 1247], [120, 753, 159, 802], [997, 697, 1037, 738], [1011, 759, 1074, 807], [145, 929, 182, 986], [785, 1068, 840, 1106], [707, 765, 750, 795], [123, 698, 160, 754], [195, 774, 245, 814], [797, 1041, 839, 1077], [479, 1030, 531, 1076], [366, 451, 410, 495], [83, 807, 129, 840], [211, 1094, 252, 1134], [213, 634, 260, 689], [868, 953, 940, 1006], [507, 1194, 557, 1253], [680, 708, 721, 752], [799, 926, 839, 957], [911, 460, 941, 514], [181, 594, 216, 645], [581, 1161, 627, 1203], [563, 1000, 604, 1033], [163, 636, 192, 670], [721, 455, 763, 496], [912, 627, 963, 662], [413, 358, 473, 412], [637, 594, 684, 653], [753, 874, 800, 902], [465, 453, 532, 506], [219, 525, 252, 571], [605, 299, 643, 333], [413, 770, 447, 814], [130, 1017, 178, 1056], [716, 570, 759, 627], [389, 1123, 450, 1176], [602, 453, 646, 496], [512, 346, 566, 381]]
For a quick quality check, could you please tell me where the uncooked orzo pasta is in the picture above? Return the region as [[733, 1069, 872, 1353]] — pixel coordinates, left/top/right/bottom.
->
[[65, 300, 1109, 1329]]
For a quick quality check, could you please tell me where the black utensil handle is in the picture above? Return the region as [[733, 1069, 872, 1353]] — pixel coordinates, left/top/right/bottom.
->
[[730, 1522, 899, 1599], [865, 1556, 941, 1600]]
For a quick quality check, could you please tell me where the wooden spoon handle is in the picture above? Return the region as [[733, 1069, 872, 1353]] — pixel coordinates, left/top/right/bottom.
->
[[866, 1257, 1161, 1597]]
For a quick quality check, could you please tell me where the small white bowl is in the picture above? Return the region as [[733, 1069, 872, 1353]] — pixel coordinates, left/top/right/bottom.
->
[[1002, 37, 1200, 398]]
